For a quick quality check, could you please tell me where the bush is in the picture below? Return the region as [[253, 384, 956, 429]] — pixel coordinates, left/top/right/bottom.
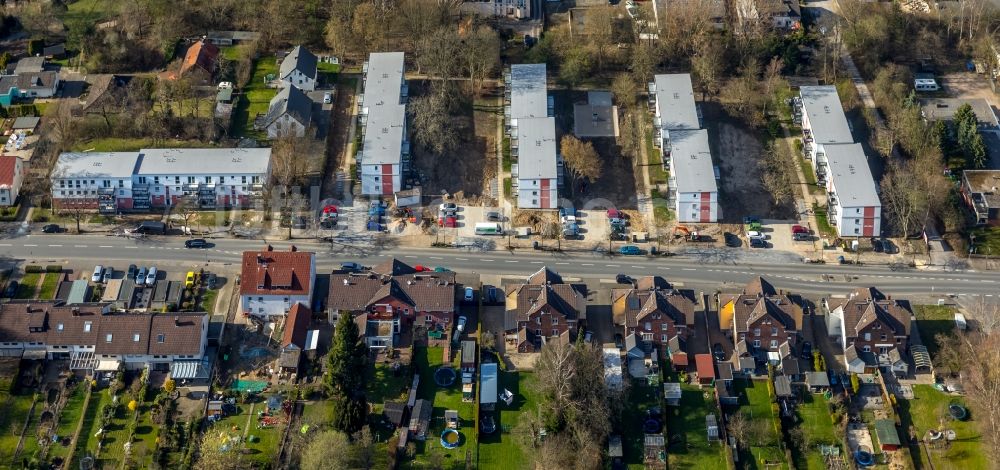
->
[[31, 213, 48, 223], [24, 265, 43, 273], [45, 265, 62, 273]]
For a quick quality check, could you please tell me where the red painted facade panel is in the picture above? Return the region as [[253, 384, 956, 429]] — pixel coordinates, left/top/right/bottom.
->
[[862, 206, 875, 237], [381, 164, 393, 196], [699, 192, 711, 223], [540, 180, 551, 208]]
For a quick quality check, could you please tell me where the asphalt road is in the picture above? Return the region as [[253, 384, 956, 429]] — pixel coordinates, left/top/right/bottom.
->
[[2, 234, 998, 299]]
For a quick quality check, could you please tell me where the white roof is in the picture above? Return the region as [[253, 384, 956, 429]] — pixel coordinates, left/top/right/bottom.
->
[[670, 130, 717, 194], [509, 64, 548, 119], [664, 382, 682, 398], [54, 152, 141, 179], [654, 74, 699, 130], [479, 362, 498, 404], [362, 52, 406, 165], [137, 148, 271, 175], [515, 117, 557, 180], [800, 86, 854, 144], [603, 348, 623, 391], [825, 143, 880, 208]]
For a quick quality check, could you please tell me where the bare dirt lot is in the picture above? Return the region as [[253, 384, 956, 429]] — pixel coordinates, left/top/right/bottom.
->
[[551, 90, 639, 209], [409, 81, 498, 204], [702, 102, 795, 222]]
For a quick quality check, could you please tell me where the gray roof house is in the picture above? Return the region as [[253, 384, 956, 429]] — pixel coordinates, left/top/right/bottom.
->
[[257, 85, 313, 139], [279, 46, 318, 91]]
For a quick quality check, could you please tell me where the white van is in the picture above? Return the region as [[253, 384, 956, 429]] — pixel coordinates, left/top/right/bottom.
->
[[474, 222, 503, 235]]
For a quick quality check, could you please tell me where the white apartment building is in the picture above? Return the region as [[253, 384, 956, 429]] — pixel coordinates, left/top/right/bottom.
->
[[505, 63, 559, 209], [51, 148, 271, 213], [358, 52, 408, 197], [650, 73, 717, 222], [799, 86, 881, 237]]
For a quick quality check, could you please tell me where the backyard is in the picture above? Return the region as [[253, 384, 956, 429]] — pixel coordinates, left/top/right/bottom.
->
[[476, 370, 539, 470], [789, 392, 839, 470], [210, 397, 285, 468], [664, 384, 729, 469], [899, 385, 987, 470], [15, 272, 42, 299], [229, 52, 279, 140], [0, 391, 40, 464], [48, 382, 90, 462], [72, 387, 113, 468], [621, 381, 662, 469], [969, 226, 1000, 257], [738, 379, 790, 470], [912, 305, 958, 357]]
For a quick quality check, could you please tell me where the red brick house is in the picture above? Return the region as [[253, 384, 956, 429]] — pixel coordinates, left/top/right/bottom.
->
[[823, 287, 911, 374], [720, 277, 803, 352], [327, 258, 456, 349], [503, 267, 587, 353], [611, 276, 695, 353]]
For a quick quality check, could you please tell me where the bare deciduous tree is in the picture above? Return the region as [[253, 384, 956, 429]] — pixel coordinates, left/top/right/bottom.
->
[[560, 135, 602, 183]]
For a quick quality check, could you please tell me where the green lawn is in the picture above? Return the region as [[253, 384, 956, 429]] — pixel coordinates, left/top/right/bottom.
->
[[74, 387, 113, 467], [220, 45, 249, 61], [646, 131, 667, 184], [211, 399, 283, 467], [812, 203, 836, 239], [969, 226, 1000, 257], [912, 305, 958, 358], [0, 392, 37, 463], [791, 393, 839, 470], [15, 272, 42, 299], [665, 384, 729, 469], [62, 0, 119, 23], [151, 98, 215, 119], [197, 288, 219, 313], [366, 362, 410, 407], [39, 273, 62, 300], [477, 370, 539, 470], [622, 382, 662, 469], [401, 346, 476, 468], [230, 56, 279, 140], [899, 385, 987, 470], [95, 394, 135, 467], [50, 383, 90, 461], [70, 138, 211, 152], [798, 157, 825, 196], [738, 379, 789, 470]]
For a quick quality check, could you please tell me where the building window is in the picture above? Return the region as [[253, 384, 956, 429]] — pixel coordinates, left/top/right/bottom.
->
[[157, 334, 165, 343], [205, 176, 212, 183], [771, 327, 778, 336], [863, 345, 871, 352], [770, 340, 778, 349], [138, 177, 146, 184], [753, 339, 761, 348], [856, 208, 861, 214], [57, 323, 63, 331], [60, 180, 65, 188], [753, 328, 760, 336], [103, 180, 111, 188], [133, 334, 140, 342], [175, 176, 181, 184], [536, 329, 541, 336], [661, 323, 668, 331], [252, 176, 261, 183], [84, 321, 92, 332], [188, 176, 196, 184], [864, 333, 871, 341], [118, 180, 124, 188], [426, 315, 432, 322], [154, 176, 160, 184], [661, 334, 668, 342], [552, 329, 558, 336], [645, 322, 652, 331], [552, 317, 558, 325], [854, 228, 860, 234], [105, 334, 113, 342], [242, 176, 247, 183]]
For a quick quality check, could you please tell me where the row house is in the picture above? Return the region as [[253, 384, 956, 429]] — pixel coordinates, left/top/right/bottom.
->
[[505, 63, 560, 209], [358, 52, 409, 197], [239, 246, 316, 318], [611, 276, 695, 355], [823, 287, 911, 374], [649, 73, 717, 223], [798, 86, 881, 237], [0, 301, 208, 377], [719, 277, 803, 370], [51, 147, 271, 213], [503, 267, 587, 353], [326, 258, 457, 349]]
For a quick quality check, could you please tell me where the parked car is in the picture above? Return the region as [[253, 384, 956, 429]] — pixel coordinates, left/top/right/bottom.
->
[[91, 265, 104, 283], [4, 281, 18, 298], [323, 92, 333, 104], [102, 267, 113, 283], [607, 208, 624, 219], [486, 211, 502, 222], [724, 232, 741, 247], [127, 264, 138, 280], [485, 285, 498, 304], [341, 262, 365, 272], [619, 245, 643, 255], [791, 225, 809, 234], [205, 273, 218, 289], [439, 216, 457, 228], [616, 273, 632, 284], [185, 238, 208, 248], [712, 343, 726, 362], [882, 239, 897, 254], [793, 232, 811, 241], [185, 271, 196, 288], [747, 231, 764, 240], [456, 316, 468, 333], [433, 266, 450, 272], [41, 224, 61, 233], [800, 341, 813, 360], [749, 238, 767, 248], [439, 202, 457, 212], [464, 287, 475, 303], [136, 266, 148, 283], [368, 201, 386, 216], [145, 267, 158, 286]]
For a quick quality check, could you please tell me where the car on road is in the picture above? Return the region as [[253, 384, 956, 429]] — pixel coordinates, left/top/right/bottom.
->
[[616, 273, 632, 284], [91, 265, 104, 283], [724, 232, 741, 247], [619, 245, 643, 255], [145, 267, 158, 286], [323, 92, 333, 104], [4, 281, 18, 298], [463, 287, 475, 303], [456, 316, 467, 333], [712, 343, 726, 362], [185, 238, 208, 248], [749, 238, 767, 248], [41, 224, 61, 233], [136, 266, 147, 283], [414, 265, 430, 272], [102, 267, 113, 283], [433, 266, 450, 272], [341, 262, 365, 272], [127, 265, 138, 280]]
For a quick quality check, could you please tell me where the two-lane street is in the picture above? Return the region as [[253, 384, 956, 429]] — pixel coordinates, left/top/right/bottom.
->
[[2, 234, 998, 298]]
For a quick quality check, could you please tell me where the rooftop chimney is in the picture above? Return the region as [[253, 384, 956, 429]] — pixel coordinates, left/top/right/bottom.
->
[[25, 304, 31, 313], [72, 307, 80, 316], [266, 244, 274, 252], [174, 316, 180, 327], [290, 245, 297, 252]]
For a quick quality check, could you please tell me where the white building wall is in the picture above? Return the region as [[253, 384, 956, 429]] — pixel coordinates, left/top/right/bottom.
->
[[360, 164, 402, 196], [282, 70, 316, 92], [241, 294, 312, 317], [516, 178, 557, 209], [673, 191, 719, 223], [267, 114, 306, 139]]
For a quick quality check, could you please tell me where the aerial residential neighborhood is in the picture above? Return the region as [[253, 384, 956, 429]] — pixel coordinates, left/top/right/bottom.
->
[[0, 0, 998, 469]]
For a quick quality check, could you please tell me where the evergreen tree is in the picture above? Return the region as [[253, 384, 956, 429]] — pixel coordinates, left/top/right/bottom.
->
[[325, 312, 368, 433], [953, 103, 987, 168]]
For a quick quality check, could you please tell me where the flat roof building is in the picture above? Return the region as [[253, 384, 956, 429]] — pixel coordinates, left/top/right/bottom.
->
[[358, 52, 408, 197], [506, 64, 558, 209]]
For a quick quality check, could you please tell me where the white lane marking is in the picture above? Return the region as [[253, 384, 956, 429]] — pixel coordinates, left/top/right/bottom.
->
[[0, 243, 10, 246], [605, 264, 619, 267], [481, 259, 494, 262], [659, 267, 671, 270], [99, 245, 113, 248], [505, 260, 519, 263], [555, 262, 569, 265], [404, 255, 416, 258], [24, 244, 37, 247], [530, 261, 543, 264], [74, 245, 88, 248], [631, 265, 642, 268], [430, 256, 443, 260], [682, 268, 696, 271], [48, 244, 62, 247], [456, 258, 468, 261], [581, 263, 594, 266]]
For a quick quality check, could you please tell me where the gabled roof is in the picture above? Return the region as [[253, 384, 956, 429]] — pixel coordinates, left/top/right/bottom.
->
[[527, 266, 563, 285], [830, 287, 911, 339], [611, 287, 694, 328], [0, 155, 20, 188], [745, 277, 777, 296], [240, 247, 314, 297], [746, 297, 799, 331], [279, 45, 318, 81], [371, 258, 417, 276], [724, 278, 802, 333], [180, 40, 220, 76], [327, 270, 456, 314], [282, 304, 311, 349], [260, 85, 313, 130], [505, 283, 586, 329]]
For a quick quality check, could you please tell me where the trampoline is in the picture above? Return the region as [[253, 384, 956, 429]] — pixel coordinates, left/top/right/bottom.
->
[[440, 429, 462, 449], [948, 404, 968, 420], [434, 367, 457, 387], [643, 418, 662, 434], [854, 450, 874, 467]]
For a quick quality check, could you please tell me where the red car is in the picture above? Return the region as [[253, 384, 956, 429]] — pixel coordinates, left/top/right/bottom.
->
[[607, 209, 623, 219], [791, 225, 809, 234], [414, 265, 430, 272], [438, 216, 457, 228]]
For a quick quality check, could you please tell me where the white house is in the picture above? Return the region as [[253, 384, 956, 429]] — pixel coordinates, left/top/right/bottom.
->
[[0, 155, 24, 206], [506, 63, 559, 209], [669, 130, 718, 223], [358, 52, 408, 197], [51, 147, 271, 213], [257, 85, 313, 138], [824, 143, 881, 237], [799, 85, 854, 178], [240, 246, 316, 318], [278, 45, 318, 92]]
